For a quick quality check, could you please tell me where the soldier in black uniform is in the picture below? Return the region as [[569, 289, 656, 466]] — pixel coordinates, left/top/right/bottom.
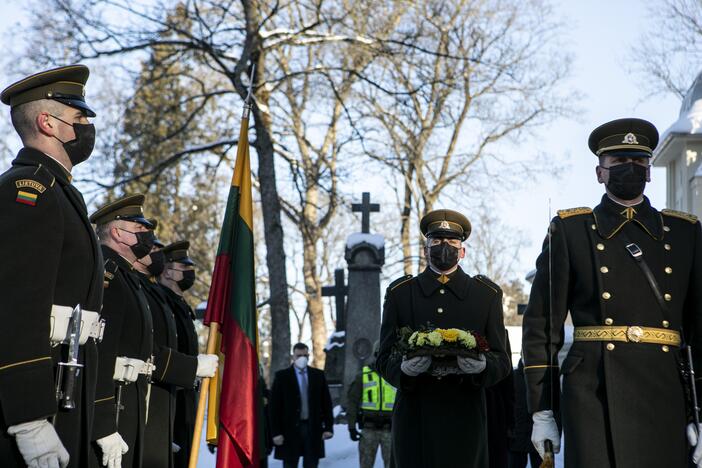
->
[[0, 65, 105, 468], [376, 209, 511, 468], [135, 229, 218, 468], [157, 241, 203, 468], [89, 195, 157, 468], [523, 118, 702, 468]]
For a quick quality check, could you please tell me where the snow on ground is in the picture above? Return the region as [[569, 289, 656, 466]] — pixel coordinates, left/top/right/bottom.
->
[[196, 423, 563, 467]]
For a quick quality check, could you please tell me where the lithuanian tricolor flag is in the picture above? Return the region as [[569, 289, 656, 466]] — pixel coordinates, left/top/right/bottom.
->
[[203, 102, 262, 467]]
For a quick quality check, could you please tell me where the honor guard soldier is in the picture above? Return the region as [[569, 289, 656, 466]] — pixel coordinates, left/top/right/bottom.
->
[[0, 65, 106, 468], [135, 230, 218, 468], [523, 118, 702, 467], [376, 209, 511, 468], [158, 240, 207, 468], [89, 195, 157, 468]]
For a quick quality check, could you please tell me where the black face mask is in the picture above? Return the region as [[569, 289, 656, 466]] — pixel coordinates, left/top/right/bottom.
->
[[603, 162, 648, 201], [50, 115, 95, 166], [146, 250, 165, 277], [429, 242, 460, 271], [119, 228, 156, 259], [176, 270, 196, 291]]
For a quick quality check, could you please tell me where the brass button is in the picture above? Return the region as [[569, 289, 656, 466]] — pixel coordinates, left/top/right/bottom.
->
[[600, 266, 609, 274], [597, 243, 605, 251], [439, 289, 445, 294], [665, 244, 671, 251], [662, 320, 670, 328], [605, 318, 614, 325], [664, 293, 672, 302], [665, 267, 672, 274], [662, 345, 670, 353], [664, 226, 670, 232], [602, 292, 612, 300], [437, 307, 443, 314], [606, 343, 615, 351], [591, 224, 597, 230]]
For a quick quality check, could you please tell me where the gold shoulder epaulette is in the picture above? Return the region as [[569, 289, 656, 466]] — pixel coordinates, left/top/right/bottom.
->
[[475, 274, 501, 294], [661, 209, 698, 224], [389, 274, 413, 291], [557, 207, 592, 219]]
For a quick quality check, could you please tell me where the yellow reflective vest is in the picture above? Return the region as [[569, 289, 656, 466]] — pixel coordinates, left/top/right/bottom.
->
[[360, 365, 396, 413]]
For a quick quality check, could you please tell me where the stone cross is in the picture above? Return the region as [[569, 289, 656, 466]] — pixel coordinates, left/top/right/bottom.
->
[[351, 192, 380, 234], [322, 269, 348, 331]]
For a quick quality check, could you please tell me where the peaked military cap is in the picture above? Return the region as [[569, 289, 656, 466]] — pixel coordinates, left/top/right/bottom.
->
[[162, 240, 194, 265], [420, 209, 472, 241], [0, 64, 96, 117], [89, 194, 154, 228], [588, 118, 658, 156], [146, 218, 166, 247]]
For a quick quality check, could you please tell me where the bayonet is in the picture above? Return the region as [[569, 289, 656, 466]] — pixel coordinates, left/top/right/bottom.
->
[[59, 304, 84, 410]]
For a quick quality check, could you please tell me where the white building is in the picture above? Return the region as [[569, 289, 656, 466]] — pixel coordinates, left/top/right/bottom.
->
[[653, 71, 702, 215]]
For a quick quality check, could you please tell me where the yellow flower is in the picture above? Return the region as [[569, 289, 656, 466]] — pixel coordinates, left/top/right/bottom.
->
[[416, 333, 427, 346], [409, 331, 418, 346], [440, 328, 460, 342], [427, 331, 443, 346]]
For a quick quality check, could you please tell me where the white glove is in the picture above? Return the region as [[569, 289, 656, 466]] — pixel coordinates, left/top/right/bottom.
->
[[96, 432, 129, 468], [687, 423, 702, 466], [400, 356, 431, 376], [172, 442, 181, 453], [457, 354, 487, 374], [272, 435, 284, 446], [531, 410, 560, 459], [7, 419, 69, 468], [196, 354, 219, 378]]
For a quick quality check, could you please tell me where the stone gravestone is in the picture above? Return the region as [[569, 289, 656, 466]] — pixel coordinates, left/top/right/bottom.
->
[[322, 269, 348, 404], [340, 192, 385, 410]]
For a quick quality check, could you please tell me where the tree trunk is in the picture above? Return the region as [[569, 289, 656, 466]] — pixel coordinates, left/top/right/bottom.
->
[[251, 48, 291, 374], [302, 186, 327, 368], [401, 166, 414, 276]]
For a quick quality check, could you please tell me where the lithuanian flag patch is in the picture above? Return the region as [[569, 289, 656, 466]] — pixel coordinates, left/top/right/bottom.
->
[[16, 190, 38, 206]]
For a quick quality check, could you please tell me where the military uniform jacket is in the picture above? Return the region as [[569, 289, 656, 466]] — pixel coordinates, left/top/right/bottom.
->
[[139, 274, 197, 468], [522, 195, 702, 468], [160, 286, 199, 468], [376, 267, 511, 468], [0, 148, 104, 468], [91, 246, 153, 468]]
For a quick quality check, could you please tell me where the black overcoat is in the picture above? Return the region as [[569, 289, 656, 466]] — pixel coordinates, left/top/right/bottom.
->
[[0, 148, 104, 468], [160, 286, 200, 468], [523, 195, 702, 467], [376, 267, 511, 468], [270, 365, 334, 460], [90, 246, 153, 468], [139, 275, 197, 468]]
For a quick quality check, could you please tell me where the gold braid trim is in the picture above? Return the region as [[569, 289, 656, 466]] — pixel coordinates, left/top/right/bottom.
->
[[557, 207, 592, 219]]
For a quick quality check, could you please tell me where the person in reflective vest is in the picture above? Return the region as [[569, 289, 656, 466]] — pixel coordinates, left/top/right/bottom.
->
[[347, 365, 395, 468]]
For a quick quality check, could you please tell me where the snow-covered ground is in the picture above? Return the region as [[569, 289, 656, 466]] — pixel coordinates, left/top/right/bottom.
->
[[196, 424, 564, 467]]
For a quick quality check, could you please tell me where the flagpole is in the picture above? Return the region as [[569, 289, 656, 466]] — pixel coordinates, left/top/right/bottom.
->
[[189, 322, 220, 468], [188, 64, 257, 468]]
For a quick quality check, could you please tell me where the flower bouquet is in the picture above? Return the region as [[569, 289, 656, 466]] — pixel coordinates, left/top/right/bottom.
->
[[398, 326, 490, 377]]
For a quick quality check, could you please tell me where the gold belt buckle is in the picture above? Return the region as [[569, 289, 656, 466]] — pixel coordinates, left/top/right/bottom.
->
[[626, 326, 644, 343]]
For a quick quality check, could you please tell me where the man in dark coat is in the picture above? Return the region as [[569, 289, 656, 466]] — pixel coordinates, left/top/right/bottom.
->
[[376, 209, 511, 468], [486, 333, 514, 468], [158, 240, 203, 468], [271, 343, 334, 468], [0, 65, 105, 468], [135, 235, 217, 468], [523, 118, 702, 467], [89, 195, 157, 468]]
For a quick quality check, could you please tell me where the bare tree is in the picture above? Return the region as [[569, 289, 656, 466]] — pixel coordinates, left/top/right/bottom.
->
[[357, 0, 571, 275], [634, 0, 702, 99]]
